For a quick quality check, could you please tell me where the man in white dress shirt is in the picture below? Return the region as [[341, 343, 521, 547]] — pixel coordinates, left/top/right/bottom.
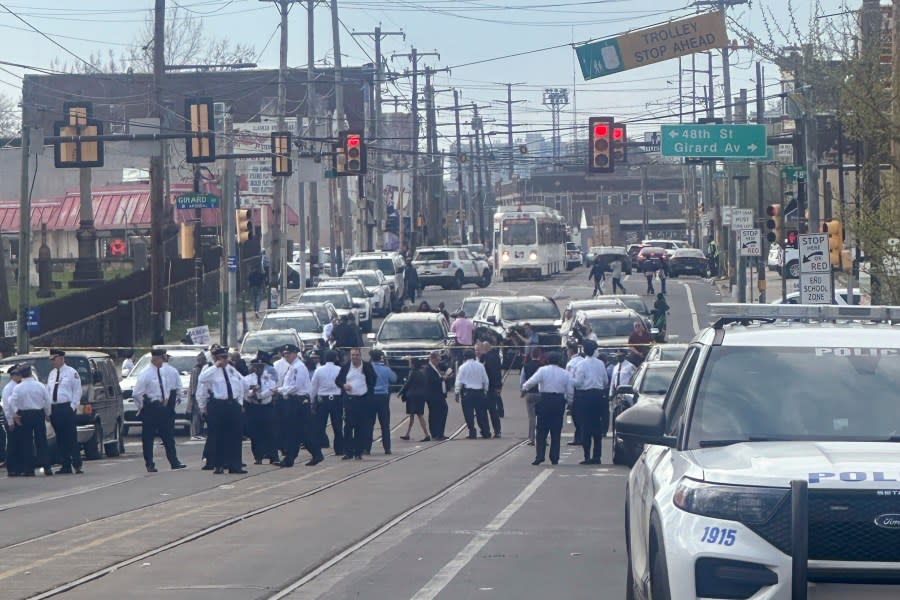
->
[[274, 344, 322, 467], [454, 349, 490, 439], [609, 350, 637, 399], [46, 349, 84, 474], [522, 351, 574, 466], [2, 364, 25, 476], [133, 349, 186, 472], [565, 342, 585, 447], [8, 365, 53, 476], [573, 340, 609, 464], [197, 347, 248, 474], [243, 351, 279, 465], [335, 348, 377, 459], [310, 350, 344, 456]]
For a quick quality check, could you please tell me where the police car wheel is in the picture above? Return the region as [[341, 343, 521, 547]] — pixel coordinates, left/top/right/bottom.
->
[[649, 534, 672, 600]]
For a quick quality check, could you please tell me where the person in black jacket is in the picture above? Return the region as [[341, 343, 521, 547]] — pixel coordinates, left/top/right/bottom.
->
[[399, 357, 430, 441], [332, 315, 362, 360], [423, 350, 453, 440], [405, 259, 420, 302], [588, 258, 605, 297], [334, 347, 377, 459], [477, 341, 503, 437]]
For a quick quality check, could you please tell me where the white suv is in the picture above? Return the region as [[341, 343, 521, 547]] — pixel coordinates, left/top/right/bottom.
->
[[620, 303, 900, 600], [412, 246, 492, 289]]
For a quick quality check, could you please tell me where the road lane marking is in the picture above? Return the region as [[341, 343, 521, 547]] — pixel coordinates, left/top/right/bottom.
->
[[409, 469, 552, 600], [681, 281, 701, 334], [0, 477, 142, 513]]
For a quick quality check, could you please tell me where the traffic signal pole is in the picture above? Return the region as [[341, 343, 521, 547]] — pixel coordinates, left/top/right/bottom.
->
[[755, 61, 767, 303]]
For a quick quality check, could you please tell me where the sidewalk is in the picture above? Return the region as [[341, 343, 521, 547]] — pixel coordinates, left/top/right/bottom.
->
[[186, 287, 304, 348]]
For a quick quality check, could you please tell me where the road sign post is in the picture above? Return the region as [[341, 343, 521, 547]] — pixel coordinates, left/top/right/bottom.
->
[[798, 233, 833, 304], [660, 124, 767, 159], [575, 12, 727, 80]]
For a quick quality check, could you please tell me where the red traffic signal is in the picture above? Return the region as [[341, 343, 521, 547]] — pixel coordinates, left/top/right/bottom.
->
[[342, 132, 365, 174], [588, 116, 614, 174], [612, 127, 624, 141], [594, 124, 609, 137]]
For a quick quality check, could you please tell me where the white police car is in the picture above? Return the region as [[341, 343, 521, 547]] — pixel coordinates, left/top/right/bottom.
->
[[618, 304, 900, 600]]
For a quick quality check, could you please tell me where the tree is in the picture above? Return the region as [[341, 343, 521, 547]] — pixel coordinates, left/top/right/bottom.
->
[[0, 94, 21, 138], [52, 6, 256, 73]]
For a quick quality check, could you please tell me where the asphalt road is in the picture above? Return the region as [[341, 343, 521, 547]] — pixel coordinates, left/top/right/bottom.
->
[[0, 267, 723, 600]]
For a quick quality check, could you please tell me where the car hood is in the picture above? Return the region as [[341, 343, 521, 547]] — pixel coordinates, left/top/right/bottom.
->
[[686, 441, 900, 489], [375, 340, 445, 350]]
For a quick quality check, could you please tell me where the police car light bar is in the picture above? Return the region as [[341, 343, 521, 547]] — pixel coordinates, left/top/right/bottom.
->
[[708, 303, 900, 323]]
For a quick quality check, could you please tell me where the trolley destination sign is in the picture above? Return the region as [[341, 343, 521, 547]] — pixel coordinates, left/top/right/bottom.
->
[[575, 12, 727, 80], [660, 124, 767, 158]]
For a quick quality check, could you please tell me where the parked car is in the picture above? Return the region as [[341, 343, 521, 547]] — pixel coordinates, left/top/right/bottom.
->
[[644, 342, 688, 363], [668, 247, 709, 277], [615, 294, 653, 329], [0, 351, 125, 459], [345, 252, 406, 308], [586, 246, 633, 274], [560, 298, 627, 342], [297, 288, 355, 322], [456, 295, 497, 319], [342, 269, 391, 316], [636, 246, 669, 271], [367, 312, 455, 385], [565, 242, 582, 270], [767, 243, 782, 272], [240, 329, 305, 362], [120, 346, 208, 436], [564, 308, 644, 352], [473, 296, 561, 367], [641, 239, 681, 257], [610, 359, 679, 466], [292, 301, 339, 335], [317, 278, 373, 332], [260, 308, 322, 352], [412, 246, 492, 289], [780, 245, 800, 278]]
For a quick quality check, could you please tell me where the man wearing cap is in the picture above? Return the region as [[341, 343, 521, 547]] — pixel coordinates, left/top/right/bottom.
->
[[2, 365, 26, 476], [573, 340, 609, 464], [335, 347, 377, 459], [46, 349, 84, 474], [7, 364, 53, 476], [133, 349, 186, 472], [197, 347, 248, 474], [310, 350, 343, 456], [274, 344, 321, 467], [522, 351, 574, 466], [454, 349, 490, 439], [367, 349, 397, 455], [244, 352, 279, 465]]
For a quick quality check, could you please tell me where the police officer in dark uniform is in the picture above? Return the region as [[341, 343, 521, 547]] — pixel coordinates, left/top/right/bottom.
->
[[274, 344, 322, 467], [335, 347, 377, 459], [197, 347, 248, 474]]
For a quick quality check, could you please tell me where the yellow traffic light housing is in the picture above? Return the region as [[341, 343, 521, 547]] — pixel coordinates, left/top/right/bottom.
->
[[765, 204, 783, 245], [271, 131, 293, 177], [588, 116, 614, 173], [53, 102, 104, 168], [236, 209, 253, 244], [179, 222, 195, 259], [185, 98, 216, 163], [823, 219, 844, 269]]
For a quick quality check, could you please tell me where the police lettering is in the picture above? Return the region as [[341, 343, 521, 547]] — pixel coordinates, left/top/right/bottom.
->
[[814, 347, 899, 357], [809, 471, 900, 484]]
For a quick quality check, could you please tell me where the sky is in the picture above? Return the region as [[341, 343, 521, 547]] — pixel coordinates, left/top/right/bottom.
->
[[0, 0, 854, 155]]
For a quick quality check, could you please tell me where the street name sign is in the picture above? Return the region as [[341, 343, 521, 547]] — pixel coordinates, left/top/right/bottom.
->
[[799, 233, 832, 304], [739, 229, 761, 256], [661, 124, 767, 158], [575, 12, 727, 80], [730, 209, 753, 230], [176, 193, 220, 210]]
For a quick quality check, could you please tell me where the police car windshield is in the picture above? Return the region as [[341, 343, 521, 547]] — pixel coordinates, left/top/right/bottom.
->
[[349, 258, 395, 275], [260, 314, 320, 334], [241, 333, 299, 354], [300, 290, 351, 309], [500, 301, 558, 321], [378, 321, 444, 341], [688, 346, 900, 448]]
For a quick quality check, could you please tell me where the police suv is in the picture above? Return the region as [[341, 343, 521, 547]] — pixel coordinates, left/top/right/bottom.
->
[[619, 304, 900, 600]]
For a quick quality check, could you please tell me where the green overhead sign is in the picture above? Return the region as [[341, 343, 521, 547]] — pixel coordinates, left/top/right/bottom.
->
[[661, 124, 767, 158], [175, 193, 220, 210]]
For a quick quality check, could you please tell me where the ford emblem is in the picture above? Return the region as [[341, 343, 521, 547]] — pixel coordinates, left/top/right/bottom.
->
[[874, 514, 900, 529]]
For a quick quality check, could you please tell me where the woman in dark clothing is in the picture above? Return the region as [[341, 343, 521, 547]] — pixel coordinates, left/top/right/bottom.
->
[[651, 293, 669, 342], [417, 300, 432, 313], [399, 357, 431, 441]]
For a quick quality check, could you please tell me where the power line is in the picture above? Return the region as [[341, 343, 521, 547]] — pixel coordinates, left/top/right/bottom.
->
[[0, 1, 101, 72]]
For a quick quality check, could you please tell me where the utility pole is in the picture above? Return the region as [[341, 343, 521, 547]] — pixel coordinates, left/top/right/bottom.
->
[[452, 89, 467, 244], [329, 0, 353, 257], [305, 0, 320, 284], [272, 0, 289, 305], [480, 124, 494, 244], [352, 27, 404, 251], [150, 0, 166, 345], [755, 62, 767, 303], [393, 48, 440, 252], [472, 111, 485, 244], [862, 0, 883, 302], [221, 110, 236, 346], [16, 125, 30, 353], [466, 136, 477, 242], [494, 83, 525, 180]]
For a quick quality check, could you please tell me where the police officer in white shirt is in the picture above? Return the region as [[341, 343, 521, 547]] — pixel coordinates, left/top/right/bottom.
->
[[1, 364, 24, 476], [274, 344, 322, 467], [46, 349, 84, 474], [609, 350, 637, 399], [243, 351, 279, 465], [133, 349, 186, 472], [565, 342, 585, 447], [573, 340, 610, 464], [197, 347, 248, 474], [9, 365, 53, 476], [310, 350, 343, 457], [454, 349, 490, 439], [522, 351, 574, 466]]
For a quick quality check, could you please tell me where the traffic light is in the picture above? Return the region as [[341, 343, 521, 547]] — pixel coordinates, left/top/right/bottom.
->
[[179, 223, 195, 259], [613, 123, 627, 164], [455, 210, 461, 224], [588, 116, 615, 173], [185, 98, 215, 163], [271, 131, 293, 176], [342, 131, 366, 175], [765, 204, 783, 245], [823, 219, 844, 269], [235, 209, 252, 243], [786, 230, 799, 249], [54, 102, 104, 168]]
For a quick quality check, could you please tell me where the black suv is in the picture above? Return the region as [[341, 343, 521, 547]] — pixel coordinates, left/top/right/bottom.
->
[[368, 312, 455, 384], [0, 351, 125, 460], [472, 296, 561, 366]]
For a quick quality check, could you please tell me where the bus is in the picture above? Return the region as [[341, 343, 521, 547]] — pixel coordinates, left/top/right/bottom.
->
[[494, 205, 567, 281]]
